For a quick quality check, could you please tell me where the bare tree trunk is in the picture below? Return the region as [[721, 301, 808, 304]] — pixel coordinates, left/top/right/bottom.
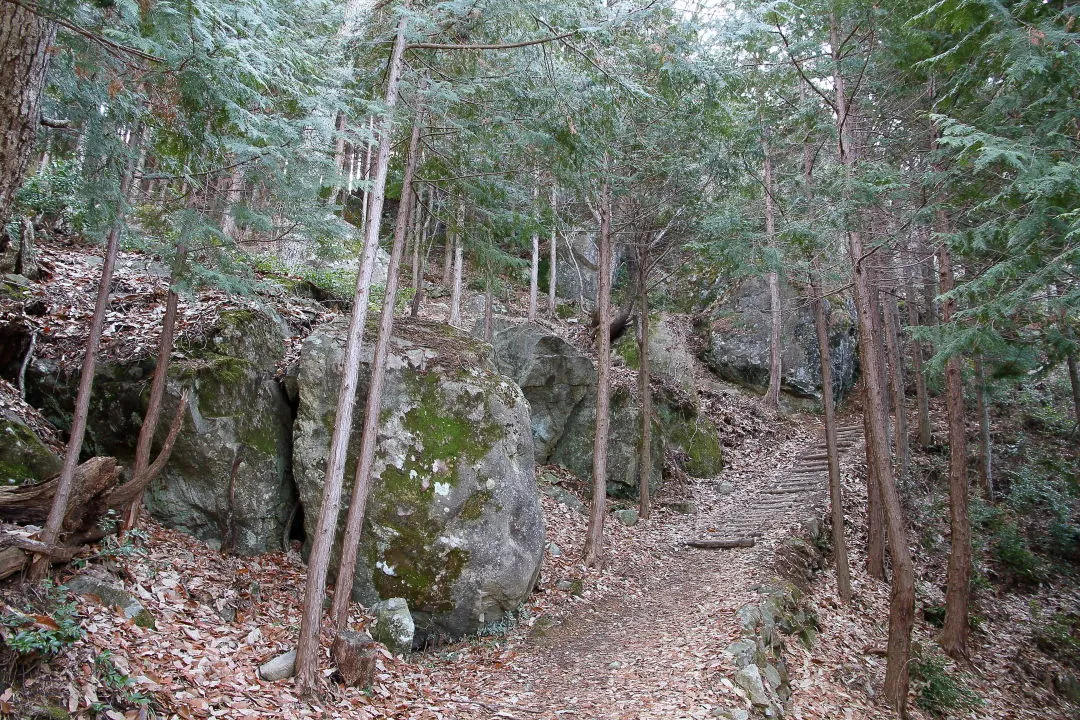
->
[[1069, 353, 1080, 426], [583, 179, 613, 569], [637, 244, 652, 520], [442, 225, 455, 288], [295, 10, 409, 696], [29, 134, 137, 581], [330, 105, 423, 632], [812, 265, 852, 602], [528, 180, 539, 321], [831, 15, 914, 711], [359, 116, 374, 233], [864, 398, 886, 580], [220, 163, 244, 239], [549, 185, 557, 316], [0, 5, 56, 231], [974, 355, 993, 498], [762, 134, 781, 410], [903, 237, 932, 449], [123, 246, 186, 531], [483, 265, 494, 342], [938, 235, 971, 661], [883, 282, 909, 477], [449, 206, 464, 328]]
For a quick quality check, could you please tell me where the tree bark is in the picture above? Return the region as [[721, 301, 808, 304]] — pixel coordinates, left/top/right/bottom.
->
[[528, 179, 539, 321], [863, 398, 886, 580], [974, 355, 993, 498], [903, 238, 932, 449], [636, 243, 652, 520], [483, 265, 494, 342], [449, 206, 464, 328], [762, 133, 782, 410], [29, 133, 137, 582], [0, 4, 56, 230], [123, 255, 183, 531], [220, 162, 244, 239], [295, 9, 409, 696], [330, 104, 423, 632], [1068, 353, 1080, 427], [811, 265, 852, 602], [938, 235, 971, 661], [883, 280, 909, 477], [831, 14, 914, 712], [583, 178, 613, 569], [549, 185, 557, 315]]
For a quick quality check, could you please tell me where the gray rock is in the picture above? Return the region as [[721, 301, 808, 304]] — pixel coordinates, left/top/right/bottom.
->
[[613, 313, 698, 399], [0, 418, 61, 485], [711, 710, 749, 720], [614, 508, 639, 527], [763, 663, 783, 692], [546, 542, 562, 557], [258, 649, 296, 681], [293, 318, 544, 643], [28, 307, 295, 556], [486, 321, 595, 462], [715, 480, 735, 495], [550, 385, 663, 499], [725, 639, 757, 668], [539, 483, 586, 513], [734, 664, 771, 707], [371, 598, 415, 654], [700, 277, 857, 400], [66, 573, 154, 629]]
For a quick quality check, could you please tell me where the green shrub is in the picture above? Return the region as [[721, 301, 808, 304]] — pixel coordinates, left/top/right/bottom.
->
[[0, 581, 84, 683], [14, 160, 86, 231], [995, 525, 1050, 584], [912, 651, 982, 717]]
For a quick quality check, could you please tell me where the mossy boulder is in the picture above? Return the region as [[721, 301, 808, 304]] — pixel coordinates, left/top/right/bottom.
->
[[292, 318, 544, 643], [613, 312, 698, 399], [27, 306, 295, 555], [657, 397, 724, 478], [0, 418, 62, 485], [549, 385, 663, 500], [699, 277, 857, 400]]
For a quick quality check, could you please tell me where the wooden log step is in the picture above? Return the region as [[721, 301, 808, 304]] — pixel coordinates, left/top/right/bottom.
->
[[685, 538, 755, 549], [765, 485, 820, 494]]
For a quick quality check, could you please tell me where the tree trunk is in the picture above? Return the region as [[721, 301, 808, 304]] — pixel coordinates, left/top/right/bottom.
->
[[974, 355, 993, 498], [220, 162, 244, 239], [883, 282, 909, 477], [330, 105, 423, 632], [484, 265, 494, 342], [294, 9, 409, 696], [583, 179, 613, 569], [29, 132, 137, 582], [637, 244, 652, 520], [449, 206, 464, 328], [938, 235, 971, 661], [864, 398, 886, 580], [549, 185, 557, 316], [1068, 353, 1080, 427], [831, 15, 914, 712], [811, 265, 852, 602], [528, 180, 539, 322], [123, 251, 184, 531], [0, 5, 56, 231], [442, 224, 454, 288], [762, 134, 781, 410], [903, 238, 932, 449]]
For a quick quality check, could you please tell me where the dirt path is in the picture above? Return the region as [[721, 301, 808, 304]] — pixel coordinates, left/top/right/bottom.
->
[[447, 415, 864, 720]]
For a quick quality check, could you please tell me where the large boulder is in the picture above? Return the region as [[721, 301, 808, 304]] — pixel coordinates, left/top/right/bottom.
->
[[486, 321, 594, 462], [28, 306, 295, 555], [549, 385, 663, 499], [483, 320, 663, 499], [699, 277, 857, 399], [614, 312, 698, 399], [0, 410, 61, 486], [292, 318, 544, 643]]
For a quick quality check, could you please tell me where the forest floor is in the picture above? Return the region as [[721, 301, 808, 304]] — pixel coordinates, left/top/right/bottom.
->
[[2, 238, 1078, 719]]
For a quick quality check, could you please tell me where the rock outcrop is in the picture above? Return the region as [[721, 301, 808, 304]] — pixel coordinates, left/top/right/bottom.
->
[[293, 318, 544, 643], [486, 321, 664, 499], [699, 278, 857, 399], [28, 306, 296, 555]]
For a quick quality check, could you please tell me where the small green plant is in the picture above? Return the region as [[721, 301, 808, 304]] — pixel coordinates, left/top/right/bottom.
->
[[14, 159, 86, 231], [0, 581, 84, 683], [995, 525, 1050, 584], [911, 651, 982, 717], [94, 650, 157, 714]]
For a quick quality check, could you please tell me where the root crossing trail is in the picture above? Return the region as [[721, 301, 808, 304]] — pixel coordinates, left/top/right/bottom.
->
[[447, 417, 864, 720]]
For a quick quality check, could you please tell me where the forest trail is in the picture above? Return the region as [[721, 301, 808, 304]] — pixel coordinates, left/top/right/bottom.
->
[[450, 418, 865, 720]]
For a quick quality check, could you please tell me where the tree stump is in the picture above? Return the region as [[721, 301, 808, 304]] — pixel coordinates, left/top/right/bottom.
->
[[332, 630, 378, 688]]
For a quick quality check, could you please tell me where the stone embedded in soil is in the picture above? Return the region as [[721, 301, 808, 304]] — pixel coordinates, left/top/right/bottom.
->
[[66, 572, 155, 629], [614, 508, 639, 526], [371, 597, 415, 654], [734, 664, 771, 706], [258, 649, 296, 681]]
